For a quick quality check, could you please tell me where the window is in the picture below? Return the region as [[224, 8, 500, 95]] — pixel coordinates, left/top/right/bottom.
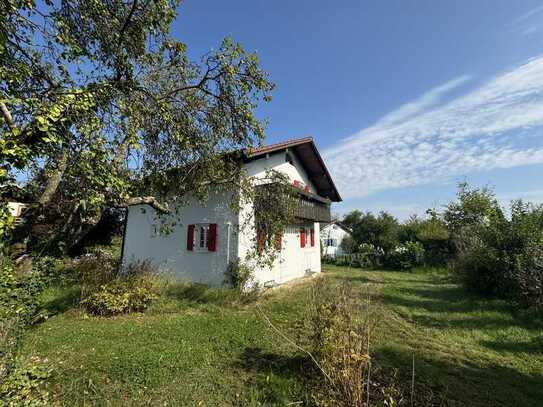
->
[[198, 225, 209, 250], [325, 238, 337, 247], [187, 223, 217, 252]]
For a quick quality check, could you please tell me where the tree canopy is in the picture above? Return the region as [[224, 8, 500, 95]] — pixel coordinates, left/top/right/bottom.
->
[[1, 0, 274, 252]]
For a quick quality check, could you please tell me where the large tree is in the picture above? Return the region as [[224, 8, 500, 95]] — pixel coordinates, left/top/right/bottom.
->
[[1, 0, 274, 252]]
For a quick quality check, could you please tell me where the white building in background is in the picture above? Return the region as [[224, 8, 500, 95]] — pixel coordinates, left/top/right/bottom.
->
[[120, 137, 342, 287], [321, 221, 353, 257], [7, 202, 28, 218]]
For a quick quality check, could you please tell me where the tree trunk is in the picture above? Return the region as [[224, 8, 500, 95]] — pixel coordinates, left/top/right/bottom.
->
[[38, 148, 69, 205]]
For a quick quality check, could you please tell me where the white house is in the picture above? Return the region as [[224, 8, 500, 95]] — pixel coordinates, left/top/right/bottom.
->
[[120, 137, 342, 287], [321, 221, 353, 257]]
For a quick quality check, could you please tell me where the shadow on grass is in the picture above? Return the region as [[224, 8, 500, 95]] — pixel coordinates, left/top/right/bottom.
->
[[325, 266, 455, 286], [481, 336, 543, 355], [375, 345, 543, 407], [40, 285, 81, 316], [233, 347, 312, 405]]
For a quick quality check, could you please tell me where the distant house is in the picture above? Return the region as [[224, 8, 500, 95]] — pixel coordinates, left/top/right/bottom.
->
[[121, 137, 342, 287], [6, 202, 29, 225], [320, 221, 353, 257]]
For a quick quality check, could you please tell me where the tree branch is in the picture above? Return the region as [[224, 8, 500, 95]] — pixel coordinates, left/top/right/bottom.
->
[[121, 196, 170, 213], [0, 102, 15, 130], [118, 0, 138, 46]]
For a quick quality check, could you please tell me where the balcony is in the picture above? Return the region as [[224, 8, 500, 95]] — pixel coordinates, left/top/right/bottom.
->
[[294, 189, 331, 222], [255, 184, 331, 223]]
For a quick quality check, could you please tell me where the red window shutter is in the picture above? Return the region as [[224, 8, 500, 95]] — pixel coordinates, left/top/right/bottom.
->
[[310, 227, 315, 247], [208, 223, 217, 252], [300, 227, 306, 248], [187, 224, 195, 251]]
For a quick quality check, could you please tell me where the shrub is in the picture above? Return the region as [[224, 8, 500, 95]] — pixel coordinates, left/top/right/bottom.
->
[[78, 256, 160, 316], [224, 260, 255, 290], [81, 276, 158, 316], [75, 248, 120, 299], [516, 243, 543, 309], [0, 257, 55, 400], [451, 196, 543, 309], [0, 357, 51, 406], [307, 279, 372, 406], [223, 260, 260, 302], [385, 241, 425, 271]]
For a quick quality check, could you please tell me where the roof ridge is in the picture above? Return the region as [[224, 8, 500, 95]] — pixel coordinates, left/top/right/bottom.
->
[[248, 136, 313, 154]]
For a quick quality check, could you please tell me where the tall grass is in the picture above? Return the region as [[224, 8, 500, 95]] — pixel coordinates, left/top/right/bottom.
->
[[306, 279, 374, 406]]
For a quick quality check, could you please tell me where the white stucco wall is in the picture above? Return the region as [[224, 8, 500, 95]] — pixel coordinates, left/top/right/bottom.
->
[[122, 191, 238, 286], [244, 151, 317, 194], [122, 151, 324, 287], [321, 223, 351, 256], [238, 153, 321, 286]]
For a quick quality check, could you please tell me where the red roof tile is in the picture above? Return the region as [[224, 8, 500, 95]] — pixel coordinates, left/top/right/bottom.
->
[[247, 137, 314, 157]]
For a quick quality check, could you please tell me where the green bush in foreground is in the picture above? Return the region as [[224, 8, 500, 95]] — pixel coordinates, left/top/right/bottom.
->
[[0, 257, 55, 405], [81, 276, 159, 316], [78, 254, 160, 316], [0, 357, 51, 406]]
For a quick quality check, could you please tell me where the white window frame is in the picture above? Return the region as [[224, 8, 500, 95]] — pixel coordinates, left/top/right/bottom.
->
[[195, 223, 210, 252]]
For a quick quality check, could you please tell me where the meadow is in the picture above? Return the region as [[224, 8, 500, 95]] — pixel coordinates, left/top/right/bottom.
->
[[17, 265, 543, 406]]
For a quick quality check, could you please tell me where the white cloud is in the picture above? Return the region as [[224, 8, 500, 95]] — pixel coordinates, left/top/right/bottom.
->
[[521, 26, 538, 36], [513, 5, 543, 24], [324, 57, 543, 199], [511, 5, 543, 36]]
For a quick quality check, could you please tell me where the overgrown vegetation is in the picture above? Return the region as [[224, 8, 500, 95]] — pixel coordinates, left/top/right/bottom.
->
[[338, 183, 543, 310], [12, 266, 541, 406], [307, 279, 372, 406], [224, 259, 257, 291], [80, 259, 160, 316], [449, 187, 543, 309], [0, 257, 55, 404], [1, 0, 274, 254]]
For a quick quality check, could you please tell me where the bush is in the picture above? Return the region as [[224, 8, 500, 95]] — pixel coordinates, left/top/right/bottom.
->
[[75, 253, 160, 316], [80, 260, 159, 316], [452, 197, 543, 309], [223, 260, 260, 302], [516, 243, 543, 309], [81, 276, 158, 316], [385, 241, 425, 271], [224, 260, 254, 290], [0, 357, 51, 406], [0, 256, 55, 400], [75, 248, 121, 299], [307, 279, 372, 406]]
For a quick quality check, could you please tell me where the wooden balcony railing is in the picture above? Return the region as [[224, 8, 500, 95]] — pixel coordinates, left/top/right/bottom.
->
[[255, 183, 331, 223], [294, 189, 331, 222]]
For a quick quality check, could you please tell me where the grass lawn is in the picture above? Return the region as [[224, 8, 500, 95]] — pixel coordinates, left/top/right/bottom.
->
[[19, 266, 543, 406]]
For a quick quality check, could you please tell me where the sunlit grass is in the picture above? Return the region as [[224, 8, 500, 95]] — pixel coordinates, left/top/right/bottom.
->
[[19, 266, 543, 406]]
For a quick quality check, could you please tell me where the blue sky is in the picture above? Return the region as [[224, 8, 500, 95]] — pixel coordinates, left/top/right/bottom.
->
[[174, 1, 543, 219]]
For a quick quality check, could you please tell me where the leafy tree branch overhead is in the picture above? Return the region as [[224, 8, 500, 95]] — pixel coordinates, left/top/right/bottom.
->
[[0, 0, 274, 252]]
